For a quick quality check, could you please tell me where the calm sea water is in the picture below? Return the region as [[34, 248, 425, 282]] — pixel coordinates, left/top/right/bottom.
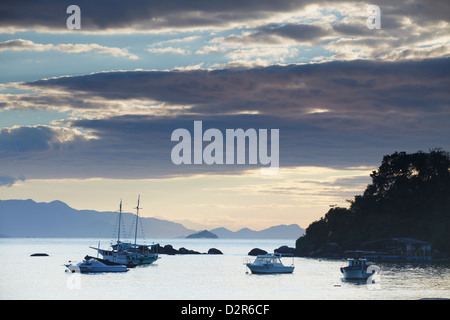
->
[[1, 238, 449, 300]]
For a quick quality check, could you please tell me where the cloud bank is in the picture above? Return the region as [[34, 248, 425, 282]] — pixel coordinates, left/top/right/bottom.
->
[[1, 0, 449, 33], [1, 1, 448, 68], [1, 0, 449, 182], [1, 58, 449, 180]]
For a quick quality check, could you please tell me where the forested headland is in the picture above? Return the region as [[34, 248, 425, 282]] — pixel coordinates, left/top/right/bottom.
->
[[295, 149, 450, 257]]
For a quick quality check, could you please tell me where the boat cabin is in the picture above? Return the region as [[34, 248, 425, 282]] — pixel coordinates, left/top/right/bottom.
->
[[254, 255, 283, 265], [348, 258, 367, 267]]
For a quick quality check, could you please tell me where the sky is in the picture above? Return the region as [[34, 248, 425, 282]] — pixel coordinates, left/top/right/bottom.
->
[[0, 0, 449, 231]]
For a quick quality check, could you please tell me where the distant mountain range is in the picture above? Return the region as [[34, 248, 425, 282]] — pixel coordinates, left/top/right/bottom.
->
[[0, 199, 194, 238], [210, 225, 305, 240], [0, 199, 304, 239]]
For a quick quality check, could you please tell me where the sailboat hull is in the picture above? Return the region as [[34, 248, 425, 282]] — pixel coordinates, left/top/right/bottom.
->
[[91, 246, 159, 267]]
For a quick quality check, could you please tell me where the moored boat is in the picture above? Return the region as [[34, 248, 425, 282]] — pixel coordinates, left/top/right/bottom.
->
[[245, 253, 294, 274], [340, 258, 375, 280], [65, 257, 128, 273], [90, 196, 159, 267], [91, 241, 159, 267]]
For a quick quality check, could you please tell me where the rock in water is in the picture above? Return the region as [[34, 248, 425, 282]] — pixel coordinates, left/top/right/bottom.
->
[[178, 247, 201, 254], [248, 248, 268, 256], [207, 248, 223, 255], [274, 245, 295, 255]]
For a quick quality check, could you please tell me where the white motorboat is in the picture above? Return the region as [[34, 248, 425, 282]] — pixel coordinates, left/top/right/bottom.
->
[[65, 257, 128, 273], [340, 258, 375, 280], [245, 253, 294, 274]]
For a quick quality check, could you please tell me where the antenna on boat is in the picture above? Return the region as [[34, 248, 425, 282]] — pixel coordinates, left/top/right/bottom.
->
[[134, 195, 142, 246], [117, 199, 123, 244]]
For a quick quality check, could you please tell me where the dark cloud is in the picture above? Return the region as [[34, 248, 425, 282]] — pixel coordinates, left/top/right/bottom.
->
[[0, 175, 25, 187], [0, 0, 305, 32], [1, 112, 448, 180], [1, 58, 449, 179], [26, 58, 450, 117], [0, 125, 92, 152], [223, 23, 329, 45], [2, 0, 448, 66], [1, 0, 449, 32], [266, 24, 328, 41]]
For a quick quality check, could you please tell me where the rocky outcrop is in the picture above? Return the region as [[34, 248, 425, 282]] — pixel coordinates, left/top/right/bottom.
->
[[155, 243, 222, 255], [248, 248, 268, 256], [155, 244, 178, 255], [178, 247, 201, 254], [207, 248, 223, 255], [274, 245, 295, 256]]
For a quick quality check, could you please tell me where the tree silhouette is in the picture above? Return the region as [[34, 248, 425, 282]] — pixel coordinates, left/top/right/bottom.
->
[[296, 149, 450, 256]]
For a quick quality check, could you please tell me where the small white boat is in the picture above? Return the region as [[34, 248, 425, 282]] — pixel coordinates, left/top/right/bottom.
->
[[65, 257, 128, 273], [340, 258, 374, 280], [245, 253, 294, 274]]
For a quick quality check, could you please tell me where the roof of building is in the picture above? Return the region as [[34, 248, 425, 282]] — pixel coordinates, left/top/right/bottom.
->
[[361, 237, 431, 246]]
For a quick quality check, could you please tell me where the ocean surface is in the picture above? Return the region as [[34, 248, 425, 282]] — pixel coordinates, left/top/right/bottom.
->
[[1, 238, 449, 300]]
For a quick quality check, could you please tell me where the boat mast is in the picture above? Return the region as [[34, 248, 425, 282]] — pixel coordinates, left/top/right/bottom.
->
[[134, 195, 142, 246], [117, 199, 122, 244]]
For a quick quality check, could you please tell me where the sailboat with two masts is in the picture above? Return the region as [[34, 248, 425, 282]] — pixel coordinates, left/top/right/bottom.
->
[[90, 195, 160, 267]]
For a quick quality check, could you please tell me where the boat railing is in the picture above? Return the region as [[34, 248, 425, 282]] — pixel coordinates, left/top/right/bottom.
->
[[243, 256, 294, 267]]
